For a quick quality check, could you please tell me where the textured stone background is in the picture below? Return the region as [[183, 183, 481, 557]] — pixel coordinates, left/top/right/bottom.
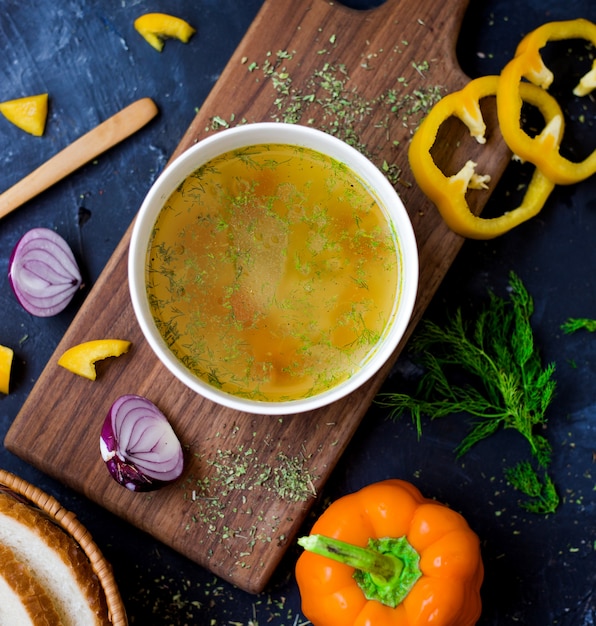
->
[[0, 1, 594, 623]]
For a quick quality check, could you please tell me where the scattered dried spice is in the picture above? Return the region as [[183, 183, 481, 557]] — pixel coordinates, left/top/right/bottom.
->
[[250, 50, 443, 186], [182, 430, 319, 557], [197, 447, 317, 503], [132, 568, 310, 625], [132, 573, 203, 624], [208, 45, 444, 187]]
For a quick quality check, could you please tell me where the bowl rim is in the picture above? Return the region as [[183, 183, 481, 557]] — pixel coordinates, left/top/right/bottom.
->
[[129, 122, 418, 415]]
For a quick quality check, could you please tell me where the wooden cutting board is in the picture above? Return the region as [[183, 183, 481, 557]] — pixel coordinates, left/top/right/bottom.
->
[[5, 0, 513, 594]]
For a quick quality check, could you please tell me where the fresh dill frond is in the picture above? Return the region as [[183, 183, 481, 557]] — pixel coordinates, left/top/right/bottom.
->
[[505, 461, 559, 514], [561, 317, 596, 334], [378, 271, 559, 513], [379, 272, 555, 464]]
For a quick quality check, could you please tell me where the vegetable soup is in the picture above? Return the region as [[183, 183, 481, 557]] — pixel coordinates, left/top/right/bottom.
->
[[146, 143, 402, 402]]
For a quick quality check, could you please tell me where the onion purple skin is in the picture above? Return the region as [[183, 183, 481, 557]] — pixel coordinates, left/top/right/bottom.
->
[[100, 394, 184, 492], [8, 227, 83, 317]]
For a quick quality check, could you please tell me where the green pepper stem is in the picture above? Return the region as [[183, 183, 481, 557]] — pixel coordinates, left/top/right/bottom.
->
[[298, 534, 402, 582], [298, 533, 422, 608]]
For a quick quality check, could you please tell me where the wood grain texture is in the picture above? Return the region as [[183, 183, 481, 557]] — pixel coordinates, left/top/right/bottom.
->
[[5, 0, 513, 594]]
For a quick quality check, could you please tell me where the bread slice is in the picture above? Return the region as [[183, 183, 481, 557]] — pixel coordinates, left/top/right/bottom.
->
[[0, 543, 63, 625], [0, 493, 109, 625]]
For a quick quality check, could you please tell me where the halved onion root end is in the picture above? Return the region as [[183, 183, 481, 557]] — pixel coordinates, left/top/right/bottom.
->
[[100, 394, 184, 492]]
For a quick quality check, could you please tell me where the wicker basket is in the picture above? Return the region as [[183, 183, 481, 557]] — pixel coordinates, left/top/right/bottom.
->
[[0, 468, 127, 626]]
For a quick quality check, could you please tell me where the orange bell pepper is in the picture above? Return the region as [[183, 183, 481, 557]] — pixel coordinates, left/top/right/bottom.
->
[[497, 18, 596, 184], [295, 479, 483, 626], [408, 75, 563, 239]]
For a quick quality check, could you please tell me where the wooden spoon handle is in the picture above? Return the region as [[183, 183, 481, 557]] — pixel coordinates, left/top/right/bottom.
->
[[0, 97, 158, 220]]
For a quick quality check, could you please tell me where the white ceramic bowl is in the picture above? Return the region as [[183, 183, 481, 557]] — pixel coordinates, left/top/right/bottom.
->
[[129, 123, 418, 415]]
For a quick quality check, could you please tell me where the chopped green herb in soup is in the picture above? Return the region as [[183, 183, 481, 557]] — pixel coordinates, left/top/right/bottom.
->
[[146, 143, 401, 402]]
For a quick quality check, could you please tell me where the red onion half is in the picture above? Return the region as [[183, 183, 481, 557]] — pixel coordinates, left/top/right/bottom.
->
[[8, 227, 83, 317], [100, 394, 184, 492]]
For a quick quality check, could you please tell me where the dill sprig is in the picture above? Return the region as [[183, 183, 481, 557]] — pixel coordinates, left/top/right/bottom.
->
[[561, 317, 596, 333], [505, 461, 559, 514], [378, 272, 559, 512]]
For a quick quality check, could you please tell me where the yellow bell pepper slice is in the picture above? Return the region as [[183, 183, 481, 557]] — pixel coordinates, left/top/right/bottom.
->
[[0, 94, 48, 136], [496, 18, 596, 185], [408, 75, 563, 239], [58, 339, 131, 381], [134, 13, 196, 52], [0, 345, 14, 394]]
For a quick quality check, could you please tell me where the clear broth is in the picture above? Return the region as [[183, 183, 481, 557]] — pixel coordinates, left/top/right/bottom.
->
[[146, 143, 401, 402]]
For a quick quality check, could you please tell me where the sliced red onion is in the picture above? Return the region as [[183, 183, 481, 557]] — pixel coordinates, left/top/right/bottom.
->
[[100, 394, 184, 492], [8, 227, 83, 317]]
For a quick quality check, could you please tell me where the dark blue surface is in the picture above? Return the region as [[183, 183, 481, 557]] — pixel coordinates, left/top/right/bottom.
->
[[0, 1, 595, 624]]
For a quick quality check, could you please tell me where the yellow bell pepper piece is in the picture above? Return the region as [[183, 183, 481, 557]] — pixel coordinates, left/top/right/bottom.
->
[[0, 94, 48, 136], [134, 13, 196, 52], [496, 18, 596, 185], [58, 339, 131, 381], [408, 75, 563, 239], [0, 345, 14, 394]]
